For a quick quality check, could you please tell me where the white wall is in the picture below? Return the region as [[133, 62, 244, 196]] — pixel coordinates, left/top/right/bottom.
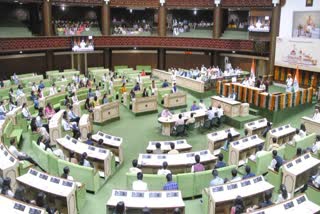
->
[[279, 0, 320, 38]]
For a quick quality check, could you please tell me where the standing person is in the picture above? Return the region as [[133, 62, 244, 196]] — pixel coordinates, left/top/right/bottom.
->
[[286, 74, 293, 93], [171, 83, 177, 93]]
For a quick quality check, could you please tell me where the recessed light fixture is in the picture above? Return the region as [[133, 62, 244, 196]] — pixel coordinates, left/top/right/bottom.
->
[[19, 51, 23, 54]]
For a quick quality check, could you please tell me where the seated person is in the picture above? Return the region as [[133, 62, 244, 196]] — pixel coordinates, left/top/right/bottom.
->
[[229, 169, 241, 183], [259, 190, 273, 208], [132, 172, 148, 191], [207, 106, 216, 120], [102, 94, 109, 104], [157, 161, 171, 176], [64, 95, 71, 106], [0, 101, 7, 115], [190, 101, 199, 111], [21, 103, 32, 120], [175, 114, 185, 128], [299, 124, 307, 138], [129, 159, 142, 174], [230, 196, 245, 214], [37, 135, 65, 159], [288, 128, 301, 146], [312, 135, 320, 154], [269, 150, 283, 172], [275, 184, 291, 203], [185, 113, 195, 126], [191, 154, 205, 172], [262, 121, 272, 138], [171, 83, 177, 93], [312, 109, 320, 121], [49, 83, 57, 96], [242, 165, 255, 179], [87, 88, 95, 98], [68, 105, 80, 124], [142, 88, 148, 97], [161, 108, 172, 118], [34, 191, 57, 214], [162, 79, 169, 88], [198, 99, 206, 110], [133, 82, 141, 91], [9, 138, 44, 171], [312, 170, 320, 189], [86, 133, 94, 145], [163, 173, 179, 190], [249, 144, 264, 161], [68, 151, 78, 164], [154, 142, 163, 154], [222, 133, 233, 151], [129, 89, 136, 100], [228, 90, 237, 100], [79, 152, 92, 168], [168, 143, 179, 154], [210, 169, 224, 186], [62, 111, 80, 137], [215, 153, 226, 169], [92, 96, 100, 107], [1, 177, 14, 198], [45, 103, 55, 119], [61, 166, 74, 181]]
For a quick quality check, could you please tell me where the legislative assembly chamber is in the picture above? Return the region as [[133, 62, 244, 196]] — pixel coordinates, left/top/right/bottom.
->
[[0, 0, 320, 213]]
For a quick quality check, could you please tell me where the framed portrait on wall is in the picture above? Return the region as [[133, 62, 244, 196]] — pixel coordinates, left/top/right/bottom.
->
[[292, 11, 320, 39], [306, 0, 313, 7]]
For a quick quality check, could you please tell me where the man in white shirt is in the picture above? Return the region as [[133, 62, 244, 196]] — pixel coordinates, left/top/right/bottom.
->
[[136, 74, 142, 85], [175, 114, 185, 126], [207, 106, 216, 120], [21, 103, 31, 120], [249, 144, 264, 161], [289, 129, 301, 145], [217, 105, 224, 118], [312, 109, 320, 121], [49, 83, 58, 96], [68, 105, 80, 124], [102, 73, 108, 82], [198, 99, 206, 110], [157, 161, 171, 176], [209, 170, 224, 186], [31, 82, 38, 92], [229, 169, 241, 183], [129, 159, 142, 174], [312, 136, 320, 154], [132, 172, 148, 191], [242, 77, 250, 86]]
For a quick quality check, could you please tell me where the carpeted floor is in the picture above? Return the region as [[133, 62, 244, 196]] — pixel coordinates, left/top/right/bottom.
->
[[21, 85, 316, 214]]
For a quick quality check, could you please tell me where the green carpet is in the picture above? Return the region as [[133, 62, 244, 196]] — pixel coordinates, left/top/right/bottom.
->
[[20, 85, 316, 214]]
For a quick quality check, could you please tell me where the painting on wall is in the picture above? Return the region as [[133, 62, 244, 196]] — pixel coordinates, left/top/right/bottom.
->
[[306, 0, 313, 7], [292, 11, 320, 39]]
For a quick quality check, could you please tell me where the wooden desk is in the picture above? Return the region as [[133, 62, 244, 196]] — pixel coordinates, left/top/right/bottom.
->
[[282, 153, 320, 195], [17, 168, 77, 214], [211, 96, 241, 117], [146, 139, 192, 153], [49, 110, 65, 145], [0, 118, 9, 138], [132, 96, 158, 114], [301, 116, 320, 135], [72, 100, 85, 117], [203, 175, 274, 214], [79, 114, 92, 141], [92, 131, 124, 163], [229, 135, 264, 166], [207, 128, 241, 155], [107, 190, 185, 214], [0, 143, 19, 191], [138, 150, 216, 174], [244, 118, 269, 136], [0, 194, 46, 214], [162, 92, 187, 109], [93, 101, 120, 124], [266, 124, 296, 149], [250, 194, 320, 214], [57, 135, 114, 178], [158, 109, 207, 136]]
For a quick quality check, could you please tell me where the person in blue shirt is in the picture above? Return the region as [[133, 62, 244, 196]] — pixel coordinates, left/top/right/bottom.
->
[[87, 88, 95, 98], [270, 150, 283, 172], [86, 133, 94, 146], [171, 83, 177, 93], [259, 190, 273, 208], [163, 173, 179, 190], [38, 80, 45, 90], [209, 169, 224, 186], [133, 82, 140, 91], [30, 91, 39, 109], [102, 93, 108, 104], [162, 80, 169, 88], [190, 101, 199, 111], [242, 165, 255, 179], [215, 153, 226, 169]]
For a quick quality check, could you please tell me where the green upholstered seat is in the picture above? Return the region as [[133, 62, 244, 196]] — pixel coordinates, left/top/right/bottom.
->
[[177, 173, 195, 198], [16, 112, 29, 132], [265, 166, 283, 194], [76, 185, 87, 212], [220, 148, 229, 164], [284, 133, 316, 160], [247, 151, 273, 175], [193, 165, 237, 196], [30, 140, 49, 171], [306, 185, 320, 206], [18, 161, 33, 176], [57, 159, 101, 193], [3, 119, 23, 147]]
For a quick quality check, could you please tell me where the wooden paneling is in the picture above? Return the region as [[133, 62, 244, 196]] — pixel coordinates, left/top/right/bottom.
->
[[166, 53, 211, 70], [53, 53, 72, 70], [112, 52, 157, 70], [87, 52, 104, 68]]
